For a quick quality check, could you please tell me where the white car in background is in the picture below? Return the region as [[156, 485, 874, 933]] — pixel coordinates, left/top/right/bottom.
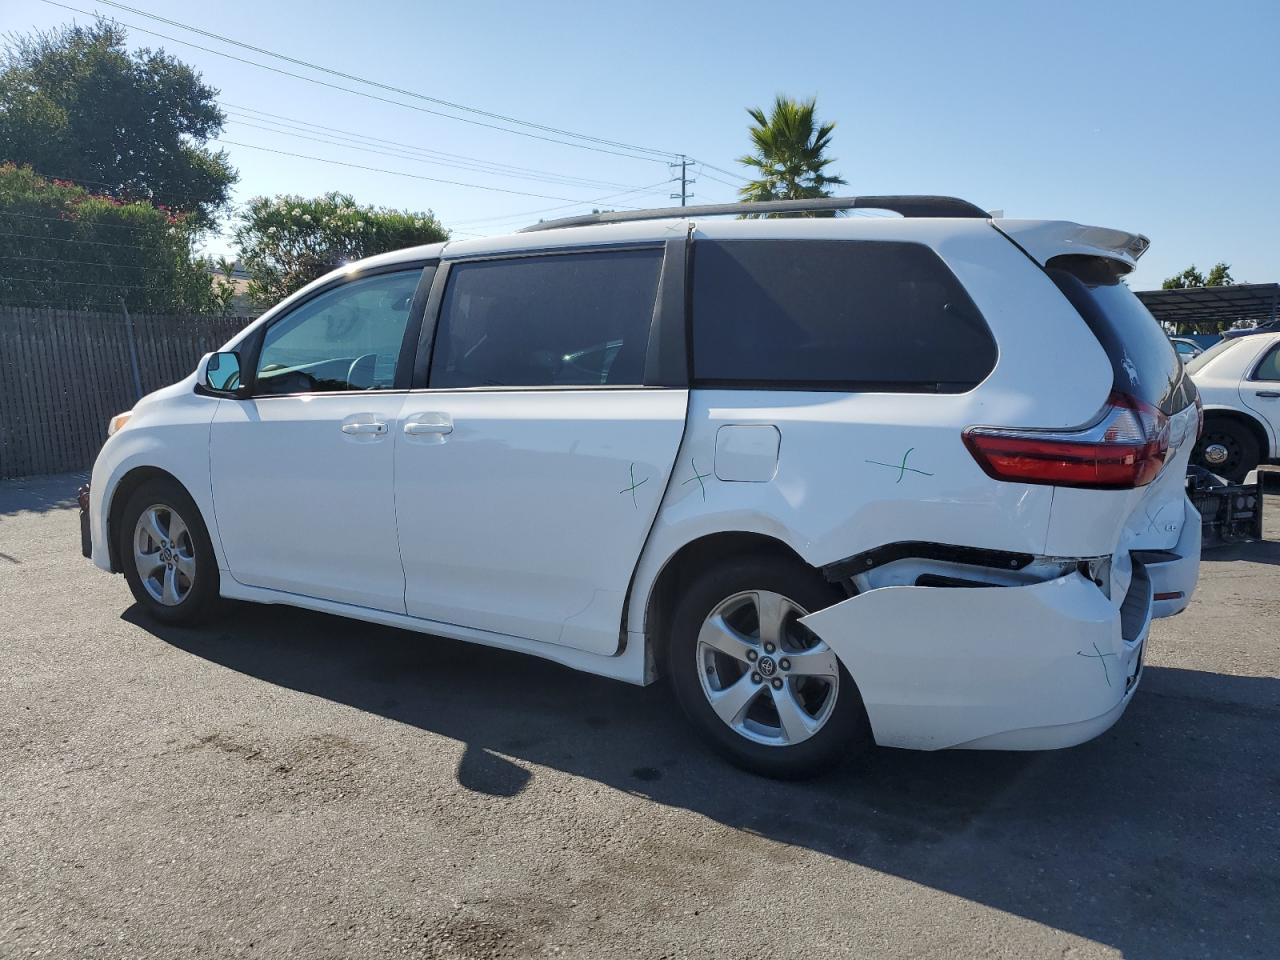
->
[[1187, 331, 1280, 481], [83, 196, 1201, 778]]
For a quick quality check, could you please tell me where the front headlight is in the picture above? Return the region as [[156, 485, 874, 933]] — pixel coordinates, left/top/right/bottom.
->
[[107, 411, 133, 437]]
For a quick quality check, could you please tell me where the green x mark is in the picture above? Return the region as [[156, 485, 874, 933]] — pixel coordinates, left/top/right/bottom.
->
[[865, 447, 934, 483], [1077, 642, 1119, 688], [619, 462, 648, 508], [681, 457, 712, 501]]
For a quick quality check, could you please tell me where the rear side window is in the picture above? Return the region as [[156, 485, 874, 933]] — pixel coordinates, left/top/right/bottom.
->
[[1254, 344, 1280, 381], [690, 240, 996, 392], [428, 248, 663, 388], [1048, 255, 1194, 414]]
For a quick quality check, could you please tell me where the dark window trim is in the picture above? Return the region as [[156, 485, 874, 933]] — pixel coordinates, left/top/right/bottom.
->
[[235, 261, 434, 399], [687, 237, 997, 394], [410, 240, 688, 391]]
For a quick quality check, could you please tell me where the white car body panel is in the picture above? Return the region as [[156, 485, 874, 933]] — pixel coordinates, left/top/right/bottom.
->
[[88, 373, 222, 573], [85, 211, 1203, 756], [992, 219, 1150, 271], [394, 388, 688, 655], [210, 393, 409, 611], [799, 571, 1143, 751]]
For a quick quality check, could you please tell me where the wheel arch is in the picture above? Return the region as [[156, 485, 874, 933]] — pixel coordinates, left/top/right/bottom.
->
[[637, 530, 818, 679], [1201, 406, 1273, 460], [106, 466, 203, 573]]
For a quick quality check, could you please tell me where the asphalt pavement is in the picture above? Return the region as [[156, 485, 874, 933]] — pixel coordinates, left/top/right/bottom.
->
[[1, 472, 1277, 959]]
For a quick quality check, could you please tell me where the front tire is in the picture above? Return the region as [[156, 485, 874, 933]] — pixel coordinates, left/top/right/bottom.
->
[[1193, 417, 1259, 483], [117, 477, 221, 625], [667, 555, 870, 779]]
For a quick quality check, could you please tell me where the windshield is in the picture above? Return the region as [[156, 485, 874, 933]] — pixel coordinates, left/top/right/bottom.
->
[[1185, 336, 1245, 375]]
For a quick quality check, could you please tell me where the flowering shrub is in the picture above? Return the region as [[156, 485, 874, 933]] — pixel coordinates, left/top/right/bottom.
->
[[0, 163, 215, 311], [234, 192, 448, 304]]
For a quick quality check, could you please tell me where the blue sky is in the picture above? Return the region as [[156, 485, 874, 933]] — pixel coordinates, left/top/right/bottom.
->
[[4, 0, 1277, 289]]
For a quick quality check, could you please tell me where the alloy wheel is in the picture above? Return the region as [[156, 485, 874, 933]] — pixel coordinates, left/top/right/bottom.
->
[[696, 590, 840, 747], [132, 504, 196, 606]]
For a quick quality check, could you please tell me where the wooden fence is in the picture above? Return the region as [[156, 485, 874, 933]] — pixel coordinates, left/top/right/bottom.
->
[[0, 307, 251, 479]]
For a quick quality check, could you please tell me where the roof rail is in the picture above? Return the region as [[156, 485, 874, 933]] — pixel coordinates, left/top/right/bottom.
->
[[520, 195, 989, 232]]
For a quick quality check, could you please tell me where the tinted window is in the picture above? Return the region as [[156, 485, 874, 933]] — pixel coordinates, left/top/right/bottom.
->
[[428, 248, 663, 388], [1048, 256, 1194, 414], [255, 269, 425, 395], [690, 240, 996, 391], [1254, 344, 1280, 381]]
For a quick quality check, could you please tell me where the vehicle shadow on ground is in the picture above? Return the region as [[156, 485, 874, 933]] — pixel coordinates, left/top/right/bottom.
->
[[1203, 538, 1280, 566], [0, 472, 85, 517], [133, 602, 1280, 960]]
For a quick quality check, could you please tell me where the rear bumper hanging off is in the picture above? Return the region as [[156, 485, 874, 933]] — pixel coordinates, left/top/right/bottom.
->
[[799, 502, 1199, 752]]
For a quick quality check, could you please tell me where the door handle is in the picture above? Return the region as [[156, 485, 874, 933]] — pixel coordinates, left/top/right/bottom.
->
[[1256, 391, 1280, 399], [341, 421, 388, 435], [404, 420, 453, 436]]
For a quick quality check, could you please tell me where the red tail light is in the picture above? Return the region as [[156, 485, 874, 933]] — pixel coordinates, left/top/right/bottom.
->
[[963, 392, 1170, 489]]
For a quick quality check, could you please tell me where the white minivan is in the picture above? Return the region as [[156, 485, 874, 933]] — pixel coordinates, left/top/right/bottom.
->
[[84, 196, 1202, 778]]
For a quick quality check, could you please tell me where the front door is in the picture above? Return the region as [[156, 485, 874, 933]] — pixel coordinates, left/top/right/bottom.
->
[[210, 266, 428, 612], [395, 246, 688, 655]]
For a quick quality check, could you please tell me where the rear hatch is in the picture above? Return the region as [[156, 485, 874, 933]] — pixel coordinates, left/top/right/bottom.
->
[[991, 222, 1200, 606], [1042, 251, 1198, 546]]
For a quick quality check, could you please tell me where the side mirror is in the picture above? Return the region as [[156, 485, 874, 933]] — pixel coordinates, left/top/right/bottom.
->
[[201, 351, 243, 395]]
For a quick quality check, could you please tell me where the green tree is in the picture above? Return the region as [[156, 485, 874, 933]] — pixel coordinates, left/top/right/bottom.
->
[[737, 95, 846, 215], [0, 162, 215, 311], [1162, 262, 1234, 289], [0, 21, 235, 229], [235, 192, 449, 303]]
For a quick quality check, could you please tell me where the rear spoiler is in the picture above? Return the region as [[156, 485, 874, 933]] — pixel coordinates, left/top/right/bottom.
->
[[993, 220, 1150, 274]]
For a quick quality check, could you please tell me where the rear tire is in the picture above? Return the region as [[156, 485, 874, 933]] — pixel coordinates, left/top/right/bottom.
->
[[1193, 418, 1259, 483], [117, 477, 221, 625], [667, 555, 870, 779]]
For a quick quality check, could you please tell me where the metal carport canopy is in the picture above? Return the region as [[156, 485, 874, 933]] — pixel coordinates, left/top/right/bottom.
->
[[1135, 283, 1280, 328]]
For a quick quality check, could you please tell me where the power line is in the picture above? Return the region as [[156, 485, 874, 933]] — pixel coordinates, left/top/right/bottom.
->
[[92, 0, 680, 159], [221, 117, 643, 192], [0, 253, 145, 269], [444, 180, 676, 228], [0, 209, 169, 233], [40, 0, 672, 165], [219, 104, 643, 191], [0, 273, 146, 289], [0, 230, 153, 250], [694, 160, 748, 182], [214, 139, 654, 204]]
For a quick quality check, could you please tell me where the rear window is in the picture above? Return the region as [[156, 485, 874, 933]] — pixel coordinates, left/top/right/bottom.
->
[[690, 240, 997, 392], [1047, 256, 1195, 415]]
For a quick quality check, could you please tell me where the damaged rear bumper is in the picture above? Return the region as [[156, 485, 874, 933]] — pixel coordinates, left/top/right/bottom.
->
[[799, 506, 1199, 752], [800, 571, 1147, 751]]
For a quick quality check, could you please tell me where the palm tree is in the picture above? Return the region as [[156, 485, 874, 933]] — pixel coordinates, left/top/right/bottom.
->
[[737, 95, 846, 216]]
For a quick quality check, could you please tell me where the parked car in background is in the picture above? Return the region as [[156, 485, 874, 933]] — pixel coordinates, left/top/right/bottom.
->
[[1187, 331, 1280, 481], [82, 196, 1201, 778], [1170, 337, 1204, 360], [1221, 318, 1280, 341]]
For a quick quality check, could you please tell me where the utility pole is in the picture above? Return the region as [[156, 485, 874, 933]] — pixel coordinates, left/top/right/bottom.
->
[[669, 154, 694, 206]]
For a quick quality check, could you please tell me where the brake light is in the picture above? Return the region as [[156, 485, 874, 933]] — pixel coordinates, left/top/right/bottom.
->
[[963, 392, 1170, 489]]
